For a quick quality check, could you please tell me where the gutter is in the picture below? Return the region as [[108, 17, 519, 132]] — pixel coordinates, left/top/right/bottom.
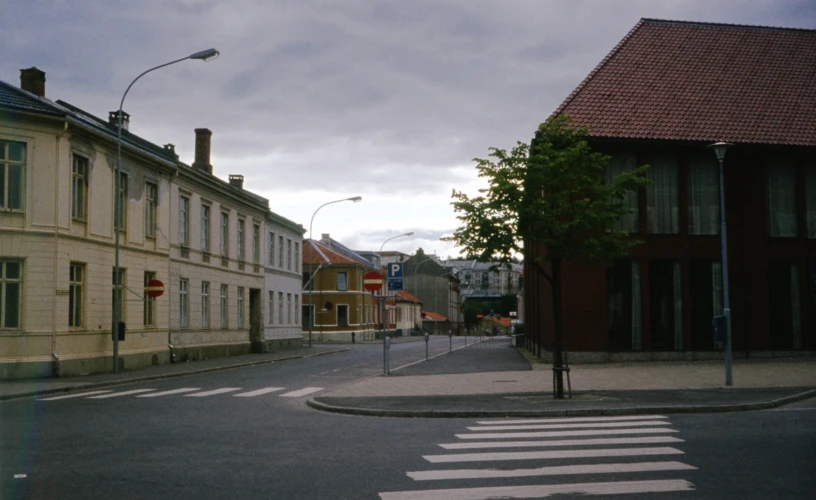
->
[[52, 120, 69, 375]]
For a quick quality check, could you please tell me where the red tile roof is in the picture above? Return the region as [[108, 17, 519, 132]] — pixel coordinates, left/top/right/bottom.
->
[[396, 290, 422, 303], [303, 239, 362, 266], [552, 19, 816, 146], [421, 311, 450, 322]]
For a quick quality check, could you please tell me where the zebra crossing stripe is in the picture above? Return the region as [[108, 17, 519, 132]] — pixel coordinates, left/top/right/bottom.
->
[[379, 479, 695, 499], [439, 435, 684, 450], [475, 415, 668, 425], [280, 387, 324, 397], [137, 388, 201, 398], [468, 421, 667, 431], [87, 389, 156, 399], [424, 446, 684, 463], [39, 390, 113, 401], [408, 460, 697, 481], [456, 427, 678, 439], [234, 387, 285, 397], [184, 388, 242, 397]]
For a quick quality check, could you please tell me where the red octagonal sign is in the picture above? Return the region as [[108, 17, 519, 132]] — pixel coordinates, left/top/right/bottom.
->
[[363, 271, 384, 291]]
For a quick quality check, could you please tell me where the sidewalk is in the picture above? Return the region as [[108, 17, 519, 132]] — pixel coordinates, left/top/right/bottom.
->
[[308, 338, 816, 418], [0, 345, 347, 401]]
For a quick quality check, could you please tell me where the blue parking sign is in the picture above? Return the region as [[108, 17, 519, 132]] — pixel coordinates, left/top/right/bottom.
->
[[387, 263, 403, 279]]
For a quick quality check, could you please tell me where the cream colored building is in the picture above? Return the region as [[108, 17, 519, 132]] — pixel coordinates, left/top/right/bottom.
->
[[0, 68, 304, 379]]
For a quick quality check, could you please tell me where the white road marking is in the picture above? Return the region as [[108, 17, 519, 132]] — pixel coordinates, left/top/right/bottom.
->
[[234, 387, 285, 397], [137, 388, 201, 398], [379, 479, 695, 499], [408, 460, 697, 481], [424, 446, 683, 463], [39, 390, 112, 401], [87, 389, 156, 399], [279, 387, 324, 397], [468, 421, 667, 431], [456, 427, 678, 439], [184, 388, 242, 397], [439, 435, 684, 449], [475, 415, 668, 425]]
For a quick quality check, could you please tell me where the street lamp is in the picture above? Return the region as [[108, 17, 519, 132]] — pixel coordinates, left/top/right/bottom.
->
[[113, 48, 220, 373], [708, 141, 734, 386], [307, 196, 362, 347], [377, 232, 414, 334], [413, 256, 435, 297]]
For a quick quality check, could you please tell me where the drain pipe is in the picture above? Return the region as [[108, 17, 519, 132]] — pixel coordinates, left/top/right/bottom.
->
[[52, 121, 69, 373]]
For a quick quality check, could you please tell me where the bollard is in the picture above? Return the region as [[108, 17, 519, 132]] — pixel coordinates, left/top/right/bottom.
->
[[383, 335, 392, 375], [449, 330, 453, 353], [352, 331, 355, 344], [424, 332, 429, 361]]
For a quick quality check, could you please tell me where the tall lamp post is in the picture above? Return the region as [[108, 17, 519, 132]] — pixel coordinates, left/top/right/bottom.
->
[[113, 48, 219, 373], [307, 196, 362, 347], [709, 141, 734, 386], [378, 232, 414, 334]]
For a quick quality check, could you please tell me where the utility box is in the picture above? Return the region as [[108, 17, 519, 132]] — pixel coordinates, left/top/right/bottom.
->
[[712, 315, 727, 343]]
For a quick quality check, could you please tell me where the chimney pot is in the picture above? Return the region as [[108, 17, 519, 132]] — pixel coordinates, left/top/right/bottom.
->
[[163, 143, 178, 159], [192, 128, 213, 174], [228, 174, 244, 190], [108, 110, 130, 131], [20, 67, 46, 97]]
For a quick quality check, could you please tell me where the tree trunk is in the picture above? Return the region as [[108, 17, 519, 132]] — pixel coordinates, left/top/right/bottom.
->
[[551, 257, 565, 399]]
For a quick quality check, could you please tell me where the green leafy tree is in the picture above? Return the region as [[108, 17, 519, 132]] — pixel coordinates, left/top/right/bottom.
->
[[446, 115, 648, 397]]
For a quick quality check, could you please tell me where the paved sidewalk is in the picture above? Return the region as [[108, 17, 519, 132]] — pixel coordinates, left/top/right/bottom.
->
[[0, 345, 347, 401], [309, 338, 816, 418]]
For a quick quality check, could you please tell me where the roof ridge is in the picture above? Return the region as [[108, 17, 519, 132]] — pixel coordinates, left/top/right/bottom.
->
[[0, 79, 67, 115], [310, 239, 331, 264], [548, 18, 647, 123], [641, 17, 816, 34]]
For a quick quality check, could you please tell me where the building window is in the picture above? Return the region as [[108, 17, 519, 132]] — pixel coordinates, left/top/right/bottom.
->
[[238, 219, 245, 261], [145, 182, 157, 238], [0, 259, 22, 329], [295, 295, 299, 326], [268, 291, 274, 325], [287, 239, 293, 270], [201, 282, 210, 328], [201, 205, 211, 251], [220, 285, 228, 328], [253, 224, 260, 264], [179, 278, 189, 328], [144, 272, 156, 327], [180, 195, 190, 246], [769, 261, 803, 350], [337, 304, 349, 327], [807, 170, 816, 238], [294, 242, 300, 273], [278, 235, 284, 267], [221, 212, 229, 256], [769, 164, 798, 237], [0, 140, 25, 211], [607, 259, 642, 350], [278, 292, 284, 325], [268, 232, 275, 266], [287, 293, 292, 324], [645, 153, 679, 234], [69, 263, 84, 327], [71, 155, 88, 221], [237, 286, 245, 328], [688, 154, 719, 235], [605, 153, 638, 233], [112, 267, 126, 324], [116, 173, 128, 233], [648, 260, 683, 350], [690, 261, 722, 350], [337, 272, 348, 291]]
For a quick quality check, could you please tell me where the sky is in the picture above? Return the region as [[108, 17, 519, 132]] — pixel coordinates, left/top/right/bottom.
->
[[2, 0, 813, 258]]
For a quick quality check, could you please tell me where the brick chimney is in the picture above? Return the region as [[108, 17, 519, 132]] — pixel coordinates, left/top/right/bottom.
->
[[192, 128, 213, 174], [20, 67, 46, 97], [108, 110, 130, 131], [163, 143, 178, 160], [228, 175, 244, 189]]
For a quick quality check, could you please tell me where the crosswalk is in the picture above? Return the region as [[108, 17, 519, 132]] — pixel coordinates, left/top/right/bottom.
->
[[379, 414, 697, 499], [38, 386, 324, 401]]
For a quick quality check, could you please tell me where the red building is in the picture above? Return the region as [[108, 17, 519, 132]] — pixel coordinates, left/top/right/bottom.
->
[[525, 19, 816, 361]]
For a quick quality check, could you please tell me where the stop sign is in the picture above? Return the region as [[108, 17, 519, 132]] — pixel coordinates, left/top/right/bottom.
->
[[146, 279, 165, 298], [363, 271, 383, 291]]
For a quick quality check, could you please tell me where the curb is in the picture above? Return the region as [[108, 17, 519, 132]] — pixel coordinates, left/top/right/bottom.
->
[[306, 387, 816, 418], [0, 348, 350, 401]]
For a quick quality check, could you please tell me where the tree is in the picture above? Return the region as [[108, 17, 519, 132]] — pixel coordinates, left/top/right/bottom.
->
[[446, 115, 649, 398]]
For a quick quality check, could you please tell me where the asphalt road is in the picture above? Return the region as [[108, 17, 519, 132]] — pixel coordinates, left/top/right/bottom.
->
[[1, 341, 814, 499]]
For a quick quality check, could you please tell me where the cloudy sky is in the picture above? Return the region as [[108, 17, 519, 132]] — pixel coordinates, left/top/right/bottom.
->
[[3, 0, 813, 257]]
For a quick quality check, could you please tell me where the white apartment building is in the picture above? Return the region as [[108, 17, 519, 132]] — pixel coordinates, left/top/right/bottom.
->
[[0, 68, 304, 379]]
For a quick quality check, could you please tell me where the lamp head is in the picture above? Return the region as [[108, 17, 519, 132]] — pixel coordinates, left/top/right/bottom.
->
[[348, 196, 362, 203], [190, 48, 220, 61], [405, 231, 415, 237], [708, 142, 733, 161]]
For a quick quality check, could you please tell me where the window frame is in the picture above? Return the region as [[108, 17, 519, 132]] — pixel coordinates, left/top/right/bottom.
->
[[145, 182, 158, 238], [179, 195, 190, 246], [0, 259, 23, 329], [144, 271, 156, 327], [201, 204, 211, 251], [179, 278, 189, 328], [69, 262, 84, 328], [337, 272, 348, 291], [71, 154, 88, 221], [220, 284, 228, 329], [220, 212, 229, 256], [0, 139, 25, 211], [237, 286, 245, 328], [237, 219, 245, 261]]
